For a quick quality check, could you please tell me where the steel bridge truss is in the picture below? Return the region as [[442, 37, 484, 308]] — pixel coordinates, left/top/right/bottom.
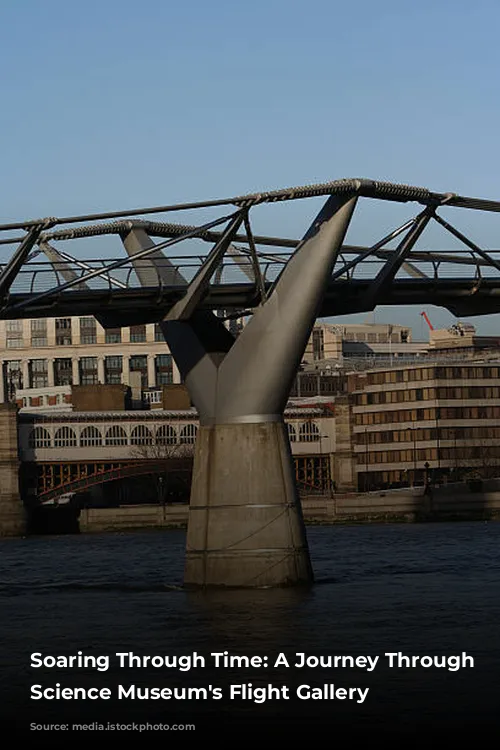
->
[[2, 178, 500, 322], [29, 455, 330, 504]]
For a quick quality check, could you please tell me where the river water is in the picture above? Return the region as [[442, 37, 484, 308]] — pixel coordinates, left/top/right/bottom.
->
[[1, 522, 499, 739]]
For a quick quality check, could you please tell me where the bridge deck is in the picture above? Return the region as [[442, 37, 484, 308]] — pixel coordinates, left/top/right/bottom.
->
[[2, 177, 500, 321]]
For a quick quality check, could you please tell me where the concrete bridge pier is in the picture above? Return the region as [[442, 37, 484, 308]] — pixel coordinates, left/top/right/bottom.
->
[[186, 421, 311, 587], [122, 191, 358, 586], [0, 403, 25, 537]]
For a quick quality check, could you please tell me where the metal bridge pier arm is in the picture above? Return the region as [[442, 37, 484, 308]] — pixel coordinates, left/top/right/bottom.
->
[[178, 193, 358, 587]]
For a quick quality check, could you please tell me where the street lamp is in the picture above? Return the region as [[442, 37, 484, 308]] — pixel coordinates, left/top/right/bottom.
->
[[424, 461, 431, 494], [435, 406, 441, 476], [319, 432, 331, 494], [410, 426, 417, 486]]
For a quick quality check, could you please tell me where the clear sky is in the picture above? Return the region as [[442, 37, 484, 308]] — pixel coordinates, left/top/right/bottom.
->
[[2, 0, 500, 339]]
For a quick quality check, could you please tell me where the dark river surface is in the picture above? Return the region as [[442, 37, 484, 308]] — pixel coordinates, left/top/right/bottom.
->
[[1, 522, 499, 740]]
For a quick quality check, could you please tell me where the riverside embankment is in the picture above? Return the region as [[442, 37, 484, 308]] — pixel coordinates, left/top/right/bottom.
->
[[75, 479, 500, 533]]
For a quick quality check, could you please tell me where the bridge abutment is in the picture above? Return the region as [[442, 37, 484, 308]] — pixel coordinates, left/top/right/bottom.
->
[[0, 403, 25, 537], [185, 422, 312, 587]]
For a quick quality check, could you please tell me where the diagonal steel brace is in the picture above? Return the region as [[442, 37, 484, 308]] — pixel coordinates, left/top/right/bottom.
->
[[0, 218, 55, 302], [164, 212, 245, 321]]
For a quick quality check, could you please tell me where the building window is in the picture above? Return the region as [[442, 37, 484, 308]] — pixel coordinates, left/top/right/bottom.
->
[[54, 427, 77, 448], [4, 360, 23, 399], [156, 425, 178, 445], [155, 354, 173, 385], [55, 318, 72, 346], [312, 329, 324, 360], [105, 328, 122, 344], [80, 317, 97, 345], [154, 323, 164, 342], [130, 325, 146, 343], [6, 319, 23, 348], [105, 426, 128, 446], [79, 357, 98, 385], [29, 359, 48, 388], [31, 319, 48, 347], [6, 337, 23, 348], [105, 356, 122, 385], [180, 424, 198, 444], [29, 427, 51, 448], [130, 355, 148, 388], [287, 423, 297, 442], [144, 390, 162, 404], [80, 426, 102, 447], [299, 421, 320, 442], [54, 358, 73, 386], [131, 425, 153, 445]]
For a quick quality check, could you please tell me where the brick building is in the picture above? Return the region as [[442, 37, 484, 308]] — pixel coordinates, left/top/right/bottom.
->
[[349, 362, 500, 489]]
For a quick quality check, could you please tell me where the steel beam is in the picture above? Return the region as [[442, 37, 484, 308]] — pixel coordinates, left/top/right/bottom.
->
[[164, 212, 245, 321], [0, 222, 52, 303], [39, 242, 90, 289], [121, 227, 186, 288], [363, 209, 433, 305], [120, 225, 236, 420], [212, 193, 358, 423]]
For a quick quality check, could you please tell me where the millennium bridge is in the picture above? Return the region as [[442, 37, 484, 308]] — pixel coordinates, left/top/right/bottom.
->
[[2, 177, 500, 588]]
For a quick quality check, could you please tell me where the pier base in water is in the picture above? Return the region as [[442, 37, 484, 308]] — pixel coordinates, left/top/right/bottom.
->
[[184, 422, 313, 588]]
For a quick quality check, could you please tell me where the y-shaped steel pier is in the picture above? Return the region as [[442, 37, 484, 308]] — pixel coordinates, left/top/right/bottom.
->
[[121, 193, 357, 586]]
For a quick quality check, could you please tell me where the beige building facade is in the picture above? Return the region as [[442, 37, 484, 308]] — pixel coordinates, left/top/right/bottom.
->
[[0, 316, 180, 407]]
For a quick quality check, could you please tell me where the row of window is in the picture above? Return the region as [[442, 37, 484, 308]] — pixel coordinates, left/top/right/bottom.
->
[[357, 448, 437, 465], [363, 366, 500, 386], [28, 421, 325, 448], [5, 319, 166, 348], [287, 422, 322, 442], [357, 446, 500, 465], [354, 386, 500, 406], [290, 374, 341, 395], [354, 406, 500, 426], [3, 354, 173, 391], [28, 424, 198, 448], [356, 426, 500, 445]]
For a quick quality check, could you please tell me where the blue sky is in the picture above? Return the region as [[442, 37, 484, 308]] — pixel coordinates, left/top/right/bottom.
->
[[2, 0, 500, 338]]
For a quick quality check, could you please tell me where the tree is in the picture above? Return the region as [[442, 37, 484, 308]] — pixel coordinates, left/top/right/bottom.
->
[[130, 437, 195, 504]]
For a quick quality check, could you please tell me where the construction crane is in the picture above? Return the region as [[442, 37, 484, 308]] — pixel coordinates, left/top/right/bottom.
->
[[420, 311, 434, 331]]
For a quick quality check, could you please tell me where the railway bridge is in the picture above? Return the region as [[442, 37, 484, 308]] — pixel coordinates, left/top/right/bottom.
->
[[17, 405, 337, 505]]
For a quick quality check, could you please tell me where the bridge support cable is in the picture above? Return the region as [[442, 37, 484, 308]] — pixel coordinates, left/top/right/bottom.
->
[[155, 192, 358, 587]]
